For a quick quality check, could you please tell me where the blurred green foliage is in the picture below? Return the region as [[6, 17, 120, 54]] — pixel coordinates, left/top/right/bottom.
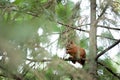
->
[[0, 0, 120, 80]]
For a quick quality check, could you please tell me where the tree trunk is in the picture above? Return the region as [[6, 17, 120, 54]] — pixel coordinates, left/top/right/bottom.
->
[[89, 0, 97, 80]]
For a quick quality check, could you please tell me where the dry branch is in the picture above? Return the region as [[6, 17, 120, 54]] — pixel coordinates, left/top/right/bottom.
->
[[95, 39, 120, 61]]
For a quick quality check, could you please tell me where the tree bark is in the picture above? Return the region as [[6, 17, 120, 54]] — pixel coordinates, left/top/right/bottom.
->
[[88, 0, 97, 80]]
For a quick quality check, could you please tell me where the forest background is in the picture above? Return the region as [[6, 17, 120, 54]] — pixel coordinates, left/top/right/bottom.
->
[[0, 0, 120, 80]]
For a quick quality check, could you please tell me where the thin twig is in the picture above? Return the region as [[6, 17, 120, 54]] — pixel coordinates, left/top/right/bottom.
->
[[97, 35, 118, 41], [94, 3, 109, 25], [57, 21, 89, 33], [58, 21, 118, 41], [97, 25, 120, 31]]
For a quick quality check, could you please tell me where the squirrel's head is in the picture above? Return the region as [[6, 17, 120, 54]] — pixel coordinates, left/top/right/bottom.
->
[[66, 40, 74, 49]]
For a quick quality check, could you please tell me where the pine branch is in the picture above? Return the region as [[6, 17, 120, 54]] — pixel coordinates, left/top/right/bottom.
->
[[63, 57, 86, 61], [97, 61, 120, 79], [26, 58, 52, 62], [105, 55, 120, 65], [95, 39, 120, 61], [26, 58, 87, 63], [0, 65, 23, 80]]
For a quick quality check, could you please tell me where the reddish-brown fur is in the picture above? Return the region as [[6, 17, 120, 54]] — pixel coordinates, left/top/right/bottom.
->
[[66, 41, 86, 66]]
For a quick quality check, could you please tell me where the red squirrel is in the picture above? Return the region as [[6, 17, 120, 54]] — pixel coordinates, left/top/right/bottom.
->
[[66, 41, 86, 66]]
